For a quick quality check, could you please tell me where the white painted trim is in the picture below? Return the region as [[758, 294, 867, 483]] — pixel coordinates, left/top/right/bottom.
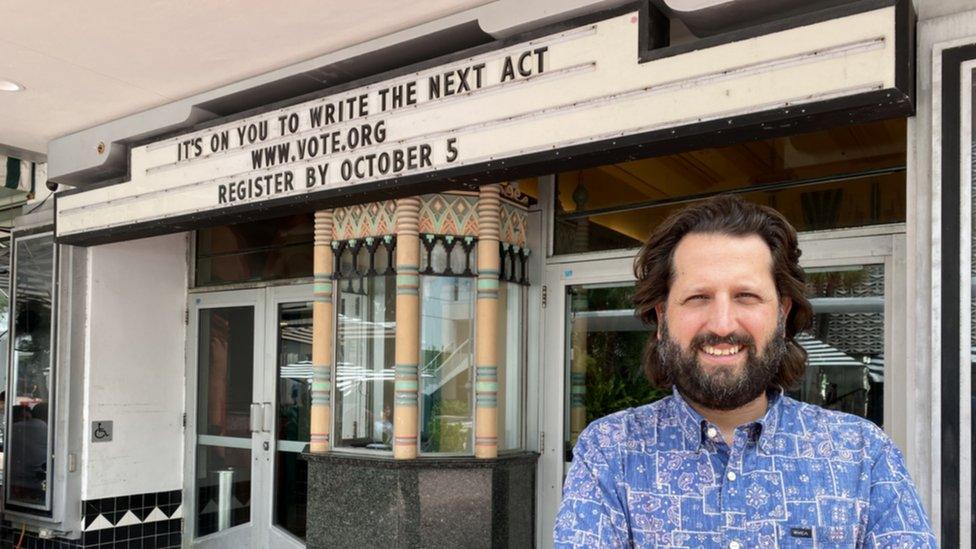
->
[[197, 435, 252, 450], [958, 56, 975, 549], [275, 440, 308, 453], [544, 224, 907, 266], [260, 284, 312, 548], [917, 10, 976, 540]]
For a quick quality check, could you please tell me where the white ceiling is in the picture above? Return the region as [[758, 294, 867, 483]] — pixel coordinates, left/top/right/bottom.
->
[[0, 0, 489, 155], [1, 0, 974, 160]]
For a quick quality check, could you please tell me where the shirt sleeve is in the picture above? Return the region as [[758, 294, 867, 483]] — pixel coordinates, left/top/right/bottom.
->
[[553, 423, 630, 548], [864, 439, 938, 548]]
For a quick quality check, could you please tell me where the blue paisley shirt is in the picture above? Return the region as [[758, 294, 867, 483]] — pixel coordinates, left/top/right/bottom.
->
[[554, 389, 936, 548]]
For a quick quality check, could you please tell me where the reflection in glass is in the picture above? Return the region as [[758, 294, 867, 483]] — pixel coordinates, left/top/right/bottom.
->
[[335, 276, 395, 450], [197, 308, 254, 438], [195, 307, 253, 536], [195, 445, 252, 537], [563, 284, 661, 464], [554, 119, 907, 255], [420, 277, 475, 454], [195, 213, 313, 286], [562, 268, 887, 468], [0, 236, 8, 457], [275, 302, 312, 540], [7, 234, 55, 508], [496, 282, 524, 451], [792, 265, 885, 426]]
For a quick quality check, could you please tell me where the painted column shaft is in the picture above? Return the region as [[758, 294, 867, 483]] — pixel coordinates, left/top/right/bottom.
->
[[476, 185, 501, 458], [310, 210, 334, 453], [394, 197, 421, 459]]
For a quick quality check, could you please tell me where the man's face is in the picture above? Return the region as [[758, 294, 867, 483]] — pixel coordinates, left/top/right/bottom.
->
[[654, 233, 792, 410]]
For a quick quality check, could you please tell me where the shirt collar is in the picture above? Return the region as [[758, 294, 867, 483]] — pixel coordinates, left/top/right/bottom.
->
[[670, 387, 709, 452], [756, 387, 784, 449], [670, 386, 785, 452]]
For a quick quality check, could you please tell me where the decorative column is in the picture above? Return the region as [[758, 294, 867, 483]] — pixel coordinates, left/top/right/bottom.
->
[[394, 197, 421, 459], [310, 210, 334, 453], [475, 184, 501, 458], [569, 290, 588, 445]]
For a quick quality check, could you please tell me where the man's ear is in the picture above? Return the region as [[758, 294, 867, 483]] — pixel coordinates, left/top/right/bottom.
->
[[654, 302, 665, 339], [780, 296, 793, 319]]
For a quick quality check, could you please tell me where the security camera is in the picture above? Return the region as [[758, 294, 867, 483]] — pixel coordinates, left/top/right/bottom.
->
[[46, 180, 58, 192]]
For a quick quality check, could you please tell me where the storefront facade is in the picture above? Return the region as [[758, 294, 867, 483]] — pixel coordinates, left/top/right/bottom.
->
[[2, 0, 976, 547]]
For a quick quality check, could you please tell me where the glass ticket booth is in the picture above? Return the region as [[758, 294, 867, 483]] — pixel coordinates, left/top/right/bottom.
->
[[185, 189, 534, 548]]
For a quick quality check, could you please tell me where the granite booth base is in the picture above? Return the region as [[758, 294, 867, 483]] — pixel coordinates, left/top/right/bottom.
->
[[302, 451, 539, 549]]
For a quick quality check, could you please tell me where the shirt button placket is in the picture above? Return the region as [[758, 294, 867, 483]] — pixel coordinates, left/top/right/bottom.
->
[[723, 436, 745, 522]]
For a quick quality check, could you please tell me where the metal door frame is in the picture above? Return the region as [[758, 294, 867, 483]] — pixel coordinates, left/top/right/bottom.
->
[[260, 284, 313, 549], [184, 288, 266, 548]]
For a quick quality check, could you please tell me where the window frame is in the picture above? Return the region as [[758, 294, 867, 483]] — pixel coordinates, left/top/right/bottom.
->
[[4, 229, 58, 513]]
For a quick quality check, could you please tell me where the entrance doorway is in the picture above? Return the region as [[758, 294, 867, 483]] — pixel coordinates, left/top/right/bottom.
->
[[536, 226, 906, 547], [185, 285, 312, 549]]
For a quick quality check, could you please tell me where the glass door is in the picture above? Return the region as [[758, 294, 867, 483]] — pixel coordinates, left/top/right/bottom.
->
[[187, 286, 313, 549], [258, 285, 312, 549], [186, 289, 265, 549], [537, 228, 905, 548]]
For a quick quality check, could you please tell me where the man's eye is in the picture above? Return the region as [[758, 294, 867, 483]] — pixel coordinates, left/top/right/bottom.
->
[[736, 293, 761, 302], [686, 295, 708, 303]]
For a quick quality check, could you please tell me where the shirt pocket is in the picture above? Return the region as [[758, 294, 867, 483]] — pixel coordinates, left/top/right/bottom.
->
[[779, 524, 862, 548]]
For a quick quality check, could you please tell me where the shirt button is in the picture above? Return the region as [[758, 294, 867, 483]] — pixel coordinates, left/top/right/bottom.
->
[[726, 471, 737, 481], [729, 541, 741, 549], [706, 427, 718, 439]]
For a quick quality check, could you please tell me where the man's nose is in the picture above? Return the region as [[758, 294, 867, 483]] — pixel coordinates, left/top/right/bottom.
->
[[705, 296, 738, 336]]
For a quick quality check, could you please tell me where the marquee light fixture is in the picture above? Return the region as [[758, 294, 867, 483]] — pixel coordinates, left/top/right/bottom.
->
[[0, 79, 24, 92]]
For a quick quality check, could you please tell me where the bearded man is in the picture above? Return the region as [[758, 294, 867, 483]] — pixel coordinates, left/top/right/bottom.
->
[[553, 196, 935, 548]]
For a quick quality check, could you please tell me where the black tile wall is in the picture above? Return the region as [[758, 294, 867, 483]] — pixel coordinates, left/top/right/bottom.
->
[[1, 489, 183, 549]]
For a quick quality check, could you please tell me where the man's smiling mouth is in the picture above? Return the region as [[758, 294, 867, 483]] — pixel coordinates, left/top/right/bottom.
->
[[700, 345, 742, 356]]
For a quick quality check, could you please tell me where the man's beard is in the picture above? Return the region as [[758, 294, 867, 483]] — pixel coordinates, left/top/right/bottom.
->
[[657, 315, 787, 410]]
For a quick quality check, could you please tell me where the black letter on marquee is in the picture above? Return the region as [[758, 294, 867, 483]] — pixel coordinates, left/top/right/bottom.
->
[[473, 63, 486, 88], [309, 106, 323, 128], [518, 51, 533, 77], [500, 56, 516, 82], [446, 138, 458, 163], [428, 74, 441, 99], [534, 46, 548, 73]]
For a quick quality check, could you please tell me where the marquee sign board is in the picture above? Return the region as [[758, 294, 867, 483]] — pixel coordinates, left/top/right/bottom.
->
[[56, 1, 910, 245]]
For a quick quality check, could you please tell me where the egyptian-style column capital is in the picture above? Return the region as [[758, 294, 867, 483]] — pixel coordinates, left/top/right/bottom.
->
[[310, 210, 335, 453], [476, 184, 502, 458], [394, 197, 422, 459]]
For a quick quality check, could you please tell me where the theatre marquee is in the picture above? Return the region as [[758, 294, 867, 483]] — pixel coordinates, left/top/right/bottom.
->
[[56, 0, 912, 245]]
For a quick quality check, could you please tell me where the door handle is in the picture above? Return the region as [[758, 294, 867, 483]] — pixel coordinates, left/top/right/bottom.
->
[[249, 403, 262, 434], [262, 403, 274, 433]]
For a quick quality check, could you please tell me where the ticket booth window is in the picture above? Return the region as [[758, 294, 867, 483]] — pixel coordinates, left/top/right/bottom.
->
[[333, 238, 396, 450]]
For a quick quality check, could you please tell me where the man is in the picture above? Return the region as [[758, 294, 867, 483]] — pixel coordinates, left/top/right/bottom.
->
[[554, 196, 935, 548]]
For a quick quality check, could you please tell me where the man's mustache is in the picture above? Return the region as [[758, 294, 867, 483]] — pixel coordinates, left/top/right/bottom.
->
[[688, 332, 755, 349]]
